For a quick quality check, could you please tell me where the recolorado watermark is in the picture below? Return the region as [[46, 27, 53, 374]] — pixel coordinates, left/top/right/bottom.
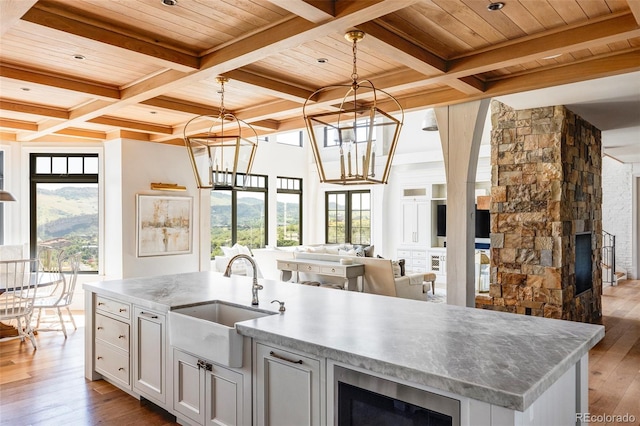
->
[[576, 413, 636, 423]]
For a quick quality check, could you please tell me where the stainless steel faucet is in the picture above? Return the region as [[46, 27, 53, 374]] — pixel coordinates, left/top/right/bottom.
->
[[223, 254, 263, 305]]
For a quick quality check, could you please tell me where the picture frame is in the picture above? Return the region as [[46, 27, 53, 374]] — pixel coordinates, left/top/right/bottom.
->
[[136, 194, 192, 257]]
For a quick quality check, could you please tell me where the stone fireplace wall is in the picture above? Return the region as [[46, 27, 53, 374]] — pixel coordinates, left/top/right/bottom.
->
[[476, 101, 602, 322]]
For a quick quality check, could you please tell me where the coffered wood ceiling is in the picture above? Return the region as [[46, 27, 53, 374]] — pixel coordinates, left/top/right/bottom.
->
[[1, 0, 639, 148]]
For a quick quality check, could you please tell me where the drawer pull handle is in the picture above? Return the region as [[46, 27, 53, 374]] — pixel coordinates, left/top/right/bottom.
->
[[140, 312, 158, 319], [118, 367, 125, 371], [118, 335, 125, 339], [270, 351, 302, 364], [97, 326, 103, 330], [98, 302, 105, 306], [97, 356, 103, 360], [307, 266, 312, 270], [331, 268, 336, 272], [119, 308, 127, 313]]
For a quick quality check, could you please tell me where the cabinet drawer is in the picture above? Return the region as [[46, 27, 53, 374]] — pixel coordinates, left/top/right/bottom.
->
[[95, 313, 129, 351], [397, 250, 411, 258], [300, 264, 320, 273], [96, 295, 131, 320], [413, 250, 427, 259], [95, 341, 130, 386], [319, 265, 345, 275], [412, 258, 427, 267], [277, 261, 298, 271]]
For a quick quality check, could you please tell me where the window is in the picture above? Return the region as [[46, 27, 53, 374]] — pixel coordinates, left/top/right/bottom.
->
[[277, 177, 302, 246], [269, 130, 303, 147], [30, 154, 99, 273], [210, 173, 268, 257], [326, 190, 370, 245]]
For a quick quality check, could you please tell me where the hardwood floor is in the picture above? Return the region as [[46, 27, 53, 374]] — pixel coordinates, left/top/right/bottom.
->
[[1, 281, 639, 425], [588, 279, 640, 426], [0, 315, 177, 426]]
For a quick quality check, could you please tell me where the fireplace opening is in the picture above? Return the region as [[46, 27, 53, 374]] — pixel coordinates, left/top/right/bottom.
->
[[575, 232, 593, 295]]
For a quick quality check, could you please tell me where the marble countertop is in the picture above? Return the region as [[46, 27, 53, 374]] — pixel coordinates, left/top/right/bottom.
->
[[84, 271, 604, 411]]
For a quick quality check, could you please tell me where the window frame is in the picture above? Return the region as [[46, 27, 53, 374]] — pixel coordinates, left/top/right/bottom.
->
[[0, 151, 5, 245], [276, 177, 303, 246], [211, 173, 269, 257], [325, 189, 371, 245], [29, 153, 99, 273]]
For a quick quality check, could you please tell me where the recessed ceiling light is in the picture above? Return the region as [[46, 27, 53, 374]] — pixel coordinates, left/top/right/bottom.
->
[[317, 58, 329, 64], [487, 2, 505, 11], [161, 0, 177, 6], [73, 54, 85, 60], [542, 53, 562, 60], [21, 87, 31, 91], [150, 111, 157, 115]]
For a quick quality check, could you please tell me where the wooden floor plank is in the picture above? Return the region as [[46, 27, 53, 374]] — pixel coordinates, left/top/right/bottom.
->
[[1, 281, 639, 424]]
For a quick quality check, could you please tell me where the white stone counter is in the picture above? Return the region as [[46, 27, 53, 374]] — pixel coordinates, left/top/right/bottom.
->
[[84, 271, 604, 412]]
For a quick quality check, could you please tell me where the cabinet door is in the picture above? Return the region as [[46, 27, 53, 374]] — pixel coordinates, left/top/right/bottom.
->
[[255, 343, 322, 426], [402, 202, 418, 244], [415, 202, 429, 245], [174, 349, 205, 425], [133, 307, 166, 404], [205, 362, 244, 426]]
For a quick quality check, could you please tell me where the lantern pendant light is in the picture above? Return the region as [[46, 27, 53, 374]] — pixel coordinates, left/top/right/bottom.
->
[[184, 77, 258, 189], [303, 30, 404, 185]]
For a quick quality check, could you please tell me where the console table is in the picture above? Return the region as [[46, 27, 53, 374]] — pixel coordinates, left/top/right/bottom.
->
[[277, 259, 365, 291]]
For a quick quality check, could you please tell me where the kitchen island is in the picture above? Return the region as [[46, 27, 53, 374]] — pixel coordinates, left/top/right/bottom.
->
[[84, 271, 604, 426]]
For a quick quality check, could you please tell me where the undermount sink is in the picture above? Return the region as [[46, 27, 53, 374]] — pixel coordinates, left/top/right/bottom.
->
[[169, 300, 276, 367]]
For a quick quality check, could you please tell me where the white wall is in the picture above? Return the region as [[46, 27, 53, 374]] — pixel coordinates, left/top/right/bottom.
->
[[602, 156, 635, 277]]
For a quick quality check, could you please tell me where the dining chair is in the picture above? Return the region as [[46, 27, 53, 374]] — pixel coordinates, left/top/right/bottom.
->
[[0, 258, 40, 349], [33, 252, 80, 338]]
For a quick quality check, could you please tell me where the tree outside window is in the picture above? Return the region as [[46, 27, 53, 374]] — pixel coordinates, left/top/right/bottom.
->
[[210, 173, 268, 257], [30, 154, 99, 273], [277, 177, 302, 246], [326, 190, 370, 245]]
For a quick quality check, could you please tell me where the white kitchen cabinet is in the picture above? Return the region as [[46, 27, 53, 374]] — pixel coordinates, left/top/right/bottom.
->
[[254, 342, 324, 426], [402, 199, 429, 245], [133, 307, 166, 405], [94, 296, 131, 389], [173, 348, 248, 426]]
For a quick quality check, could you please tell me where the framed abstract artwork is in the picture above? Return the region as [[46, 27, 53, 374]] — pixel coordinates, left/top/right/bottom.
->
[[136, 194, 192, 257]]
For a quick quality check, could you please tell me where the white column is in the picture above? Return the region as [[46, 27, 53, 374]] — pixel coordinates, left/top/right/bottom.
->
[[435, 99, 490, 307]]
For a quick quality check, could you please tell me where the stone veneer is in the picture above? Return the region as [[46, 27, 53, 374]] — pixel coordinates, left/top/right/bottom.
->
[[476, 101, 602, 322]]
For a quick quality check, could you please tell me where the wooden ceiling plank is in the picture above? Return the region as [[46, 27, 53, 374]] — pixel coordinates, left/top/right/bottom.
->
[[0, 118, 37, 131], [355, 21, 446, 74], [55, 127, 105, 140], [21, 7, 199, 72], [141, 97, 219, 117], [0, 64, 120, 100], [460, 0, 527, 39], [485, 50, 640, 95], [354, 21, 485, 94], [626, 0, 640, 25], [0, 0, 38, 37], [222, 69, 315, 103], [449, 13, 640, 76], [0, 99, 68, 119], [265, 0, 335, 23], [87, 116, 173, 135], [17, 0, 416, 141]]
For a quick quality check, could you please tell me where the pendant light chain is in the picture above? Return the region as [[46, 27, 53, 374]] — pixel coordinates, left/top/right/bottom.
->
[[351, 37, 358, 87]]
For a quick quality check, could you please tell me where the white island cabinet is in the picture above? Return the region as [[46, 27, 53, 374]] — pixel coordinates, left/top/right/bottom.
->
[[133, 307, 166, 405], [173, 348, 250, 426], [254, 342, 324, 426], [84, 271, 604, 426]]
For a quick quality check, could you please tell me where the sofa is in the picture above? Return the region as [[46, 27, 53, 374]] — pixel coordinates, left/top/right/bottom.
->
[[293, 252, 434, 301], [215, 244, 436, 302]]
